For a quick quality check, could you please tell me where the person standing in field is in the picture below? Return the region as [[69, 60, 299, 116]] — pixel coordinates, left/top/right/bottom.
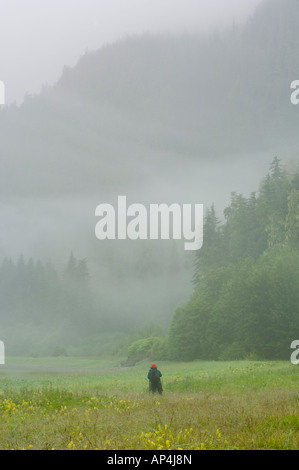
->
[[147, 363, 163, 395]]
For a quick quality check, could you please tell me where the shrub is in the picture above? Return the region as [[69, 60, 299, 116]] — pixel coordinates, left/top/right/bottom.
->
[[127, 336, 168, 361]]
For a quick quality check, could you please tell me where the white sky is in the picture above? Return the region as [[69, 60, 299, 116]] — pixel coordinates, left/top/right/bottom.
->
[[0, 0, 262, 105]]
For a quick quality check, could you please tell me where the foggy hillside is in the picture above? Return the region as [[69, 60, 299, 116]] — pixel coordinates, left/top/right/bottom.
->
[[3, 0, 299, 199], [1, 0, 299, 354]]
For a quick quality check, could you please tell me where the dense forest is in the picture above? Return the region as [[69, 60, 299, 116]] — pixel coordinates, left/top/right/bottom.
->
[[0, 253, 98, 355], [2, 158, 298, 361], [1, 0, 299, 359], [0, 250, 171, 356], [1, 0, 299, 333], [168, 158, 299, 361]]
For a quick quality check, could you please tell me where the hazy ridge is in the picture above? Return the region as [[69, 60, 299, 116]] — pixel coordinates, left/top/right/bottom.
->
[[1, 0, 299, 355]]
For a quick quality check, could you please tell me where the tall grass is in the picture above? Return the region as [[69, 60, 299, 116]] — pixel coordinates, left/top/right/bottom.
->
[[0, 358, 298, 450]]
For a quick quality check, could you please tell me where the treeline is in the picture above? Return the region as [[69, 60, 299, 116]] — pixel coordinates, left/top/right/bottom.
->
[[0, 253, 103, 355], [0, 251, 168, 357], [0, 253, 91, 327], [168, 158, 299, 360], [2, 158, 299, 361]]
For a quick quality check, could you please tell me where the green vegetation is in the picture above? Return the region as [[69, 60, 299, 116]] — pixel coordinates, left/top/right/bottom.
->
[[168, 158, 299, 361], [1, 158, 299, 363], [0, 357, 298, 450], [0, 252, 98, 356]]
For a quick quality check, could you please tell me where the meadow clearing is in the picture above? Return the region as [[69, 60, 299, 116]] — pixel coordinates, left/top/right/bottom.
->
[[0, 357, 298, 450]]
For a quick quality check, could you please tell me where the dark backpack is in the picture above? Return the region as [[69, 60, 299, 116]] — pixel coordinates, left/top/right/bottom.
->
[[149, 368, 160, 383]]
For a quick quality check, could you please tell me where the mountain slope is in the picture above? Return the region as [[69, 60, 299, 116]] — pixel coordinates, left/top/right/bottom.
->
[[0, 0, 299, 345]]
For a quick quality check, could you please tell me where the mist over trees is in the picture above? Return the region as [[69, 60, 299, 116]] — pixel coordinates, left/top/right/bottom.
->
[[0, 253, 98, 355], [168, 158, 299, 361], [2, 158, 298, 361], [0, 0, 299, 358], [1, 0, 299, 202]]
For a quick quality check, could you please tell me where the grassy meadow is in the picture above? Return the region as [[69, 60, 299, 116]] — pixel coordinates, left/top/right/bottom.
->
[[0, 357, 298, 450]]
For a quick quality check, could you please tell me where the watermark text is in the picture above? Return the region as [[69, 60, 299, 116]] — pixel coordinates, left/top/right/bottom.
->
[[0, 81, 5, 105], [290, 80, 299, 105], [0, 341, 5, 365], [290, 340, 299, 364], [95, 196, 203, 251]]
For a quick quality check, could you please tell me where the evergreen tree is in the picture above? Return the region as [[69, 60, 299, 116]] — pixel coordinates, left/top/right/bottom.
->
[[193, 204, 221, 284], [285, 189, 299, 248]]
